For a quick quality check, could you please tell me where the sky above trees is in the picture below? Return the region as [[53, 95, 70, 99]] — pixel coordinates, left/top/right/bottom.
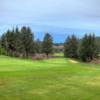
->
[[0, 0, 100, 42]]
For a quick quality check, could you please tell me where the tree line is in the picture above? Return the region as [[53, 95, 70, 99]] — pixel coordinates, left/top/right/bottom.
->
[[0, 26, 53, 58], [0, 26, 99, 62], [64, 34, 99, 62]]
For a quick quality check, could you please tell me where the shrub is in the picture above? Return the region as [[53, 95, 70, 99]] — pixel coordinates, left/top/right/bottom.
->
[[32, 54, 47, 60]]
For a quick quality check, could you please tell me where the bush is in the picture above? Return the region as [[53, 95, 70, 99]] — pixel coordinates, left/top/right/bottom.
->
[[32, 54, 47, 60]]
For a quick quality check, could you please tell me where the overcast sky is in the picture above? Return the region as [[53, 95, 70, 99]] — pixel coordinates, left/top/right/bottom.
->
[[0, 0, 100, 39]]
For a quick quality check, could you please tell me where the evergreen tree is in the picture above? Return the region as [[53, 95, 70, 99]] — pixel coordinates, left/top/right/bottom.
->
[[1, 34, 7, 54], [79, 33, 98, 62], [42, 33, 53, 56], [14, 27, 24, 57], [21, 26, 34, 57], [64, 35, 78, 58], [64, 36, 70, 57], [1, 30, 15, 56], [96, 37, 100, 54], [1, 26, 35, 58], [34, 39, 42, 53]]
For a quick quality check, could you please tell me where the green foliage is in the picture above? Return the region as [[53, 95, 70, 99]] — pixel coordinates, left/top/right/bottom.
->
[[34, 39, 42, 53], [0, 26, 35, 58], [14, 27, 25, 56], [64, 35, 78, 58], [20, 27, 35, 57], [42, 33, 53, 56], [79, 33, 98, 62], [64, 33, 99, 62], [0, 27, 54, 58], [0, 26, 100, 61], [96, 37, 100, 54]]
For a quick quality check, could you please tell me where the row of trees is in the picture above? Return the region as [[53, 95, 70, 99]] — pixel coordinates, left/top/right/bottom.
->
[[64, 34, 99, 62], [0, 26, 53, 58], [0, 26, 99, 62]]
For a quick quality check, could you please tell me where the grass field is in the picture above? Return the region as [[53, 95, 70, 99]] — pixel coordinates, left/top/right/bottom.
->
[[0, 55, 100, 100]]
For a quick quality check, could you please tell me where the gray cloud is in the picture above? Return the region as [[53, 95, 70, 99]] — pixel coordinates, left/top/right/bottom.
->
[[0, 0, 100, 30]]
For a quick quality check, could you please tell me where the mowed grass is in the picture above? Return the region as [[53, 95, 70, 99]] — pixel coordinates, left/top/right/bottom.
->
[[0, 56, 100, 100]]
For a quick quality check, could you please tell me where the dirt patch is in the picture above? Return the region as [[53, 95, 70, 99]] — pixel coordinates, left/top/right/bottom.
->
[[69, 60, 78, 64]]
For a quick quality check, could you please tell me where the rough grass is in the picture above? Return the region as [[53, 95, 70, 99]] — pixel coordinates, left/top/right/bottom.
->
[[0, 55, 100, 100]]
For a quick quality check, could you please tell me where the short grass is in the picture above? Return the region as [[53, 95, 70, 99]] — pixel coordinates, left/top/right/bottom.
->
[[0, 55, 100, 100], [53, 53, 64, 57]]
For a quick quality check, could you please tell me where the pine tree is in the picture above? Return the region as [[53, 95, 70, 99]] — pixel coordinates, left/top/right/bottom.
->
[[1, 34, 7, 54], [79, 33, 98, 62], [42, 33, 53, 56], [34, 39, 42, 53], [64, 35, 78, 58], [21, 26, 34, 57], [1, 30, 15, 56], [1, 26, 35, 58], [14, 27, 24, 57], [64, 36, 70, 57]]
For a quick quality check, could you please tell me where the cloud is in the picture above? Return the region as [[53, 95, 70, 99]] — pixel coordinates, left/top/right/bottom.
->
[[0, 0, 100, 31]]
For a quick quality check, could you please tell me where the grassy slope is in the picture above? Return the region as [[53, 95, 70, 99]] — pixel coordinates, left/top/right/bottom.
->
[[0, 56, 100, 100]]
